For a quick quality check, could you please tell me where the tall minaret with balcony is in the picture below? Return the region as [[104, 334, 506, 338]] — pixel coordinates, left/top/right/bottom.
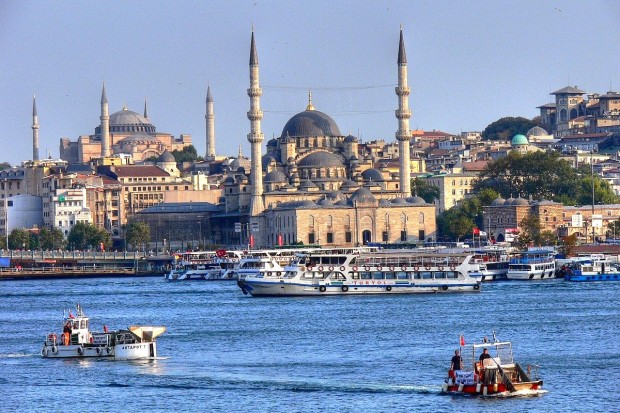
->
[[32, 95, 40, 161], [205, 85, 216, 160], [395, 27, 412, 197], [247, 30, 265, 216], [100, 83, 111, 157]]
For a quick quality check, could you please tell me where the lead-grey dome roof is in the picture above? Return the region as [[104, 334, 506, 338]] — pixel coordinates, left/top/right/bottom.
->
[[491, 196, 506, 206], [349, 187, 377, 205], [361, 168, 384, 182], [108, 107, 156, 133], [406, 195, 426, 205], [527, 126, 549, 137], [264, 170, 287, 183], [117, 133, 160, 144], [280, 110, 341, 138], [298, 151, 344, 168], [159, 150, 176, 163]]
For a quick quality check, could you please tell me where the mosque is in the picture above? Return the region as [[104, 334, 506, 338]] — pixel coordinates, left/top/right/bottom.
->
[[59, 88, 192, 164], [213, 29, 436, 247]]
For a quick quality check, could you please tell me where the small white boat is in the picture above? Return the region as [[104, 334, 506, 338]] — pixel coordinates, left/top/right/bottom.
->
[[41, 304, 165, 359], [506, 248, 556, 280], [471, 247, 513, 281], [165, 250, 245, 281], [237, 247, 482, 296]]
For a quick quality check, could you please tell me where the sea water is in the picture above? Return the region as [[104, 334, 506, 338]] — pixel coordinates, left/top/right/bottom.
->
[[0, 277, 618, 412]]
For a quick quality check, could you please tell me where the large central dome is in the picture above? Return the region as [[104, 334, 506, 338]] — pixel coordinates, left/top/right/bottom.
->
[[280, 109, 341, 138], [108, 107, 156, 134]]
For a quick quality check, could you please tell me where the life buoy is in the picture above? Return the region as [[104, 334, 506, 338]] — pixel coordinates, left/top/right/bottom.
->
[[42, 348, 48, 357], [106, 347, 112, 354], [328, 266, 334, 271], [51, 346, 58, 355], [96, 347, 101, 355], [442, 285, 448, 291], [389, 266, 395, 271], [340, 266, 346, 271], [401, 265, 407, 271], [318, 266, 324, 271], [386, 286, 392, 291], [77, 347, 83, 356], [352, 266, 358, 271], [474, 284, 480, 290], [425, 265, 431, 270], [413, 265, 419, 271], [364, 266, 370, 271], [438, 266, 444, 271], [377, 266, 382, 271], [450, 265, 456, 271], [341, 285, 349, 292], [319, 285, 327, 292]]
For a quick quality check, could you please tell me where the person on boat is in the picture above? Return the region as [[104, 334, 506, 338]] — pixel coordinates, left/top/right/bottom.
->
[[62, 321, 72, 345], [450, 350, 463, 371], [479, 348, 491, 362]]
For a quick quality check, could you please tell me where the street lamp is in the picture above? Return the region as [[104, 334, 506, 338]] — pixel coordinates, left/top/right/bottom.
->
[[3, 178, 8, 249]]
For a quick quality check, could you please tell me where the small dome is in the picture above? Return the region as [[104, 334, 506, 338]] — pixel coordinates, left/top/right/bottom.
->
[[406, 195, 426, 205], [281, 110, 341, 138], [298, 151, 344, 168], [223, 176, 235, 185], [344, 135, 358, 143], [300, 179, 319, 190], [267, 138, 278, 147], [349, 187, 377, 205], [229, 157, 251, 171], [391, 197, 407, 204], [513, 197, 529, 206], [264, 170, 287, 183], [379, 199, 391, 206], [262, 154, 276, 165], [317, 198, 335, 206], [491, 196, 505, 206], [340, 180, 358, 190], [511, 134, 529, 146], [159, 150, 176, 163], [326, 190, 345, 201], [526, 126, 548, 137], [361, 168, 384, 182]]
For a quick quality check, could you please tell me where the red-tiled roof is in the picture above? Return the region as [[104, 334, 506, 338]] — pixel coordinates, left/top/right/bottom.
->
[[461, 160, 489, 171]]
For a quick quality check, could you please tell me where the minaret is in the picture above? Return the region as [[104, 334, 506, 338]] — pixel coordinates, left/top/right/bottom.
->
[[205, 85, 216, 160], [395, 27, 412, 197], [100, 83, 111, 157], [143, 97, 149, 120], [247, 29, 265, 215], [32, 95, 40, 161]]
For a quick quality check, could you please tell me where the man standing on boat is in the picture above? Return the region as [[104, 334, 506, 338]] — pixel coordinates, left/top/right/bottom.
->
[[451, 350, 463, 371]]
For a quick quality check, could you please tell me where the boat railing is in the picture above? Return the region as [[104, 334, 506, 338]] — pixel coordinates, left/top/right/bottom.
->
[[357, 255, 462, 268], [510, 257, 553, 264]]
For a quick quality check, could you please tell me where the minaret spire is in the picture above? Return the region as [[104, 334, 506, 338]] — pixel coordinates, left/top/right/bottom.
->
[[100, 82, 111, 157], [143, 97, 149, 119], [247, 29, 265, 216], [205, 85, 216, 160], [395, 26, 412, 197], [32, 95, 40, 161]]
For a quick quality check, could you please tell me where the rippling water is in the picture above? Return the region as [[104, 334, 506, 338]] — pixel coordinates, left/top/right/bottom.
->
[[1, 277, 619, 412]]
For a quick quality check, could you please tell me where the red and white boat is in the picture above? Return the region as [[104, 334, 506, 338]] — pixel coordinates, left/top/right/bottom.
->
[[442, 333, 543, 396]]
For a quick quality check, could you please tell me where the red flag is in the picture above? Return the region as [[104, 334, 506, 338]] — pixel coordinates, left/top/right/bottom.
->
[[103, 325, 109, 333], [69, 311, 75, 319], [459, 334, 465, 346], [473, 228, 480, 235], [249, 234, 255, 248], [277, 233, 283, 246]]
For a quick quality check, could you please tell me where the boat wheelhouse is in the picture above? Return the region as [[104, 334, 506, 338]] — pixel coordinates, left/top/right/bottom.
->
[[41, 304, 165, 359], [442, 334, 543, 396], [506, 249, 556, 280], [236, 248, 482, 296]]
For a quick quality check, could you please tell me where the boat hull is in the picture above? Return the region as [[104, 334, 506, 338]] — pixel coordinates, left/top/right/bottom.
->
[[442, 380, 542, 395], [238, 280, 481, 296], [41, 342, 156, 359], [565, 273, 620, 282], [506, 270, 556, 280]]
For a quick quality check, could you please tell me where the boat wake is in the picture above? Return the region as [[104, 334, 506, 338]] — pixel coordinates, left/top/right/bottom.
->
[[488, 389, 548, 398]]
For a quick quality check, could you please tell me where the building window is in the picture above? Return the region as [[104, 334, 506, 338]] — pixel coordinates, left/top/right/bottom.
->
[[418, 230, 425, 240], [326, 232, 333, 243], [345, 231, 352, 243], [309, 233, 315, 244], [419, 213, 424, 224], [400, 230, 407, 242], [382, 231, 388, 242]]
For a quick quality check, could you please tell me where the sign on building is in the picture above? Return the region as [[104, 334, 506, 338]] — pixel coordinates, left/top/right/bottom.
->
[[234, 222, 242, 233], [592, 214, 603, 228], [251, 222, 259, 232], [571, 214, 583, 227]]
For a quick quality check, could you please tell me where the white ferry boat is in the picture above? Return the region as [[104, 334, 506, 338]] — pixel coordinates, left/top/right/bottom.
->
[[471, 247, 513, 281], [165, 249, 245, 281], [41, 304, 165, 359], [233, 247, 323, 280], [236, 248, 482, 296], [506, 248, 556, 280]]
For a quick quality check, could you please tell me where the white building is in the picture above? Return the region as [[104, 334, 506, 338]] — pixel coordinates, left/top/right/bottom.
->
[[53, 187, 92, 236], [0, 194, 43, 238]]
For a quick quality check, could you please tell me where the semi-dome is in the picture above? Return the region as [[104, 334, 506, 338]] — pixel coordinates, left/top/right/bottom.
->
[[340, 180, 358, 190], [298, 151, 344, 168], [266, 138, 278, 147], [108, 107, 155, 134], [117, 133, 160, 144], [280, 110, 341, 138], [361, 168, 384, 182], [300, 179, 319, 190], [511, 134, 529, 146], [261, 154, 276, 165], [526, 126, 548, 137], [229, 156, 251, 171], [264, 170, 287, 183], [317, 198, 335, 206]]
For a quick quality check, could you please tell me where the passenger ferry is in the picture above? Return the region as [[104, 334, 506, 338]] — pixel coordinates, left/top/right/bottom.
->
[[471, 246, 513, 281], [41, 304, 165, 359], [563, 256, 620, 282], [165, 250, 245, 281], [236, 247, 482, 296], [442, 333, 543, 396], [506, 248, 556, 280], [233, 247, 323, 280]]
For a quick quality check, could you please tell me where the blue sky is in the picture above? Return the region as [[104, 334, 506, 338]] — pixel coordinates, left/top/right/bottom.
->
[[1, 0, 619, 164]]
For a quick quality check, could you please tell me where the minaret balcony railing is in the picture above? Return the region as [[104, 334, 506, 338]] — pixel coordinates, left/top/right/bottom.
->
[[395, 109, 412, 119], [247, 87, 263, 96], [247, 112, 264, 121], [395, 86, 410, 95]]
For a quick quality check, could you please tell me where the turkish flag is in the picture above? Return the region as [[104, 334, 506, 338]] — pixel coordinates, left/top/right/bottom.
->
[[473, 228, 480, 235]]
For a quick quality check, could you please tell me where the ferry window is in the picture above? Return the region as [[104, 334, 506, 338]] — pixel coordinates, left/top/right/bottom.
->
[[372, 271, 384, 279], [434, 272, 446, 279], [385, 272, 395, 280], [421, 271, 432, 279], [351, 271, 360, 279], [447, 271, 458, 279], [396, 271, 407, 279], [360, 272, 371, 279]]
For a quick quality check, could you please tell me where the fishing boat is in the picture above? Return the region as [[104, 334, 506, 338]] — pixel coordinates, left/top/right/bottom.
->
[[165, 249, 245, 281], [41, 304, 165, 359], [563, 256, 620, 282], [506, 248, 556, 280], [236, 247, 482, 296], [442, 333, 543, 396]]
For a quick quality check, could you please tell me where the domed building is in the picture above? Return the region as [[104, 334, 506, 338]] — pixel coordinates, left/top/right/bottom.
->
[[60, 93, 192, 164]]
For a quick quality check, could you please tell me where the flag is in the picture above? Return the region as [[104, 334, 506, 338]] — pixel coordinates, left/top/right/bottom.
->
[[69, 311, 75, 319], [459, 334, 465, 346], [277, 233, 283, 246], [473, 228, 480, 235], [249, 234, 255, 248], [103, 325, 109, 333]]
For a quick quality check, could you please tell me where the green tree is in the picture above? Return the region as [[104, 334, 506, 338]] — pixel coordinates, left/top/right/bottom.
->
[[608, 218, 620, 239], [514, 214, 542, 248], [558, 233, 579, 257], [481, 116, 538, 141], [411, 178, 440, 203], [125, 221, 151, 251], [476, 188, 500, 207], [171, 145, 199, 163], [67, 222, 111, 251], [39, 227, 66, 250], [8, 229, 34, 250], [0, 162, 11, 171]]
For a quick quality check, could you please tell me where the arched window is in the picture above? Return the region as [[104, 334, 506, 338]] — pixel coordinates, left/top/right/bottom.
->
[[570, 108, 578, 119], [419, 212, 424, 224], [327, 215, 333, 227], [560, 108, 567, 122]]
